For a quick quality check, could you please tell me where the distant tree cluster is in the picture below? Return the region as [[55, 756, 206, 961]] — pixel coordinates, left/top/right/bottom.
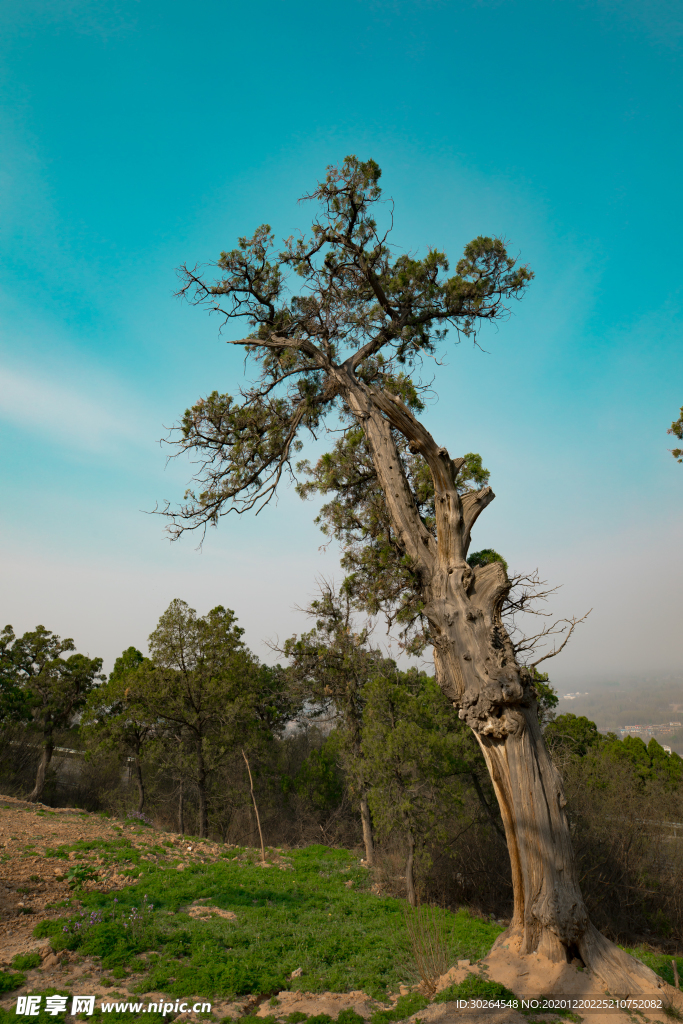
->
[[547, 713, 683, 786], [544, 712, 683, 942]]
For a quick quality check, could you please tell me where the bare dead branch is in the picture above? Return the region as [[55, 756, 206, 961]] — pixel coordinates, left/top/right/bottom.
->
[[528, 610, 592, 667]]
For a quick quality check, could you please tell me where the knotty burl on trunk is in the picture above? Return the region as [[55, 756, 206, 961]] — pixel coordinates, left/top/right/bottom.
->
[[168, 157, 662, 992]]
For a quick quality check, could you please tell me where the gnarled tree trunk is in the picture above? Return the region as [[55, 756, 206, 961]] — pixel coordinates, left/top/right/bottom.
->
[[342, 374, 664, 993], [427, 539, 660, 990]]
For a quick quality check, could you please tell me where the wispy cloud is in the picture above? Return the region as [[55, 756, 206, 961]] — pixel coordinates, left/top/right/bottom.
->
[[0, 362, 147, 454]]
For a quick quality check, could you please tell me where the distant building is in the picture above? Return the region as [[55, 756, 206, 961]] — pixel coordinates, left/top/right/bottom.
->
[[619, 723, 681, 738]]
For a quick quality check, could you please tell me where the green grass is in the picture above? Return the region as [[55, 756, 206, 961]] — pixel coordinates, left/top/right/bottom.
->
[[369, 993, 429, 1021], [434, 975, 517, 1004], [11, 952, 41, 970], [622, 947, 683, 990], [0, 970, 25, 994], [33, 843, 502, 1001]]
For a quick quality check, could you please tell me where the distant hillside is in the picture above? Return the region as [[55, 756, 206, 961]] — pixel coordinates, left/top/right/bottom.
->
[[555, 675, 683, 755]]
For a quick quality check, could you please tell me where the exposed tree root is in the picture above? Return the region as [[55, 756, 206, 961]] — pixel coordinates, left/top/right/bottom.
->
[[492, 923, 664, 994]]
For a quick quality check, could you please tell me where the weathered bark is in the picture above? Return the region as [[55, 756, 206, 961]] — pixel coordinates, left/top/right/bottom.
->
[[472, 697, 663, 989], [134, 757, 145, 813], [340, 373, 664, 992], [360, 791, 375, 866], [28, 729, 53, 803]]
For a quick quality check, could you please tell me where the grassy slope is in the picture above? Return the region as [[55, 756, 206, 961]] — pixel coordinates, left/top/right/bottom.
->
[[26, 837, 501, 1002]]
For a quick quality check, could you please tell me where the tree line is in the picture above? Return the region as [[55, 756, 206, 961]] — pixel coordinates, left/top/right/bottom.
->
[[2, 590, 682, 945]]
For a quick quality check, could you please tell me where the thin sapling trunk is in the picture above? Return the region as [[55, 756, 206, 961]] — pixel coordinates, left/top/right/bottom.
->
[[360, 791, 374, 865], [242, 749, 266, 865]]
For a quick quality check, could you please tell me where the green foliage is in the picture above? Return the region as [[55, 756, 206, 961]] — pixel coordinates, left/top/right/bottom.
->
[[546, 713, 683, 789], [434, 975, 517, 1003], [167, 156, 531, 546], [81, 648, 154, 801], [0, 625, 103, 735], [11, 952, 41, 969], [529, 669, 558, 725], [603, 734, 683, 788], [283, 584, 388, 802], [467, 548, 508, 573], [622, 948, 683, 989], [370, 992, 429, 1022], [646, 736, 683, 787], [297, 428, 490, 651], [33, 841, 501, 1000], [0, 623, 104, 799], [66, 863, 100, 889], [0, 969, 26, 992], [0, 625, 31, 724], [362, 670, 477, 866], [545, 713, 604, 757], [668, 405, 683, 462], [110, 646, 145, 681], [10, 626, 104, 727], [294, 745, 344, 813], [97, 600, 300, 834], [44, 846, 69, 859]]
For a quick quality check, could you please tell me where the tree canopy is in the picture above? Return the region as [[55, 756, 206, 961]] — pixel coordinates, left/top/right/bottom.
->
[[0, 624, 104, 801], [165, 156, 531, 543]]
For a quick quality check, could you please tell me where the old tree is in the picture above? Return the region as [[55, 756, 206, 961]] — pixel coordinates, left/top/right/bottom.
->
[[165, 158, 659, 989]]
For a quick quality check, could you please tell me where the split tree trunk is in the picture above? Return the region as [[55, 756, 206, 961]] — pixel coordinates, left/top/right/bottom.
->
[[360, 792, 375, 866], [342, 376, 664, 993]]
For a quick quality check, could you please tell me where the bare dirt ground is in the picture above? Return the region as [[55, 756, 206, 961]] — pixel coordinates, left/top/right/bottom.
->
[[1, 795, 681, 1024]]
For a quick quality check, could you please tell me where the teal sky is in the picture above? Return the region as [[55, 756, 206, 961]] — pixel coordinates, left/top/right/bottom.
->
[[1, 0, 681, 687]]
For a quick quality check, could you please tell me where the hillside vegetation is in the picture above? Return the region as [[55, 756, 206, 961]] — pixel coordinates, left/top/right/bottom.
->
[[2, 607, 683, 957]]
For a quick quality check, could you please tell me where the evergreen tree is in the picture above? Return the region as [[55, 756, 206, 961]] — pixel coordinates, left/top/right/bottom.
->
[[3, 625, 103, 802], [82, 647, 155, 813]]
